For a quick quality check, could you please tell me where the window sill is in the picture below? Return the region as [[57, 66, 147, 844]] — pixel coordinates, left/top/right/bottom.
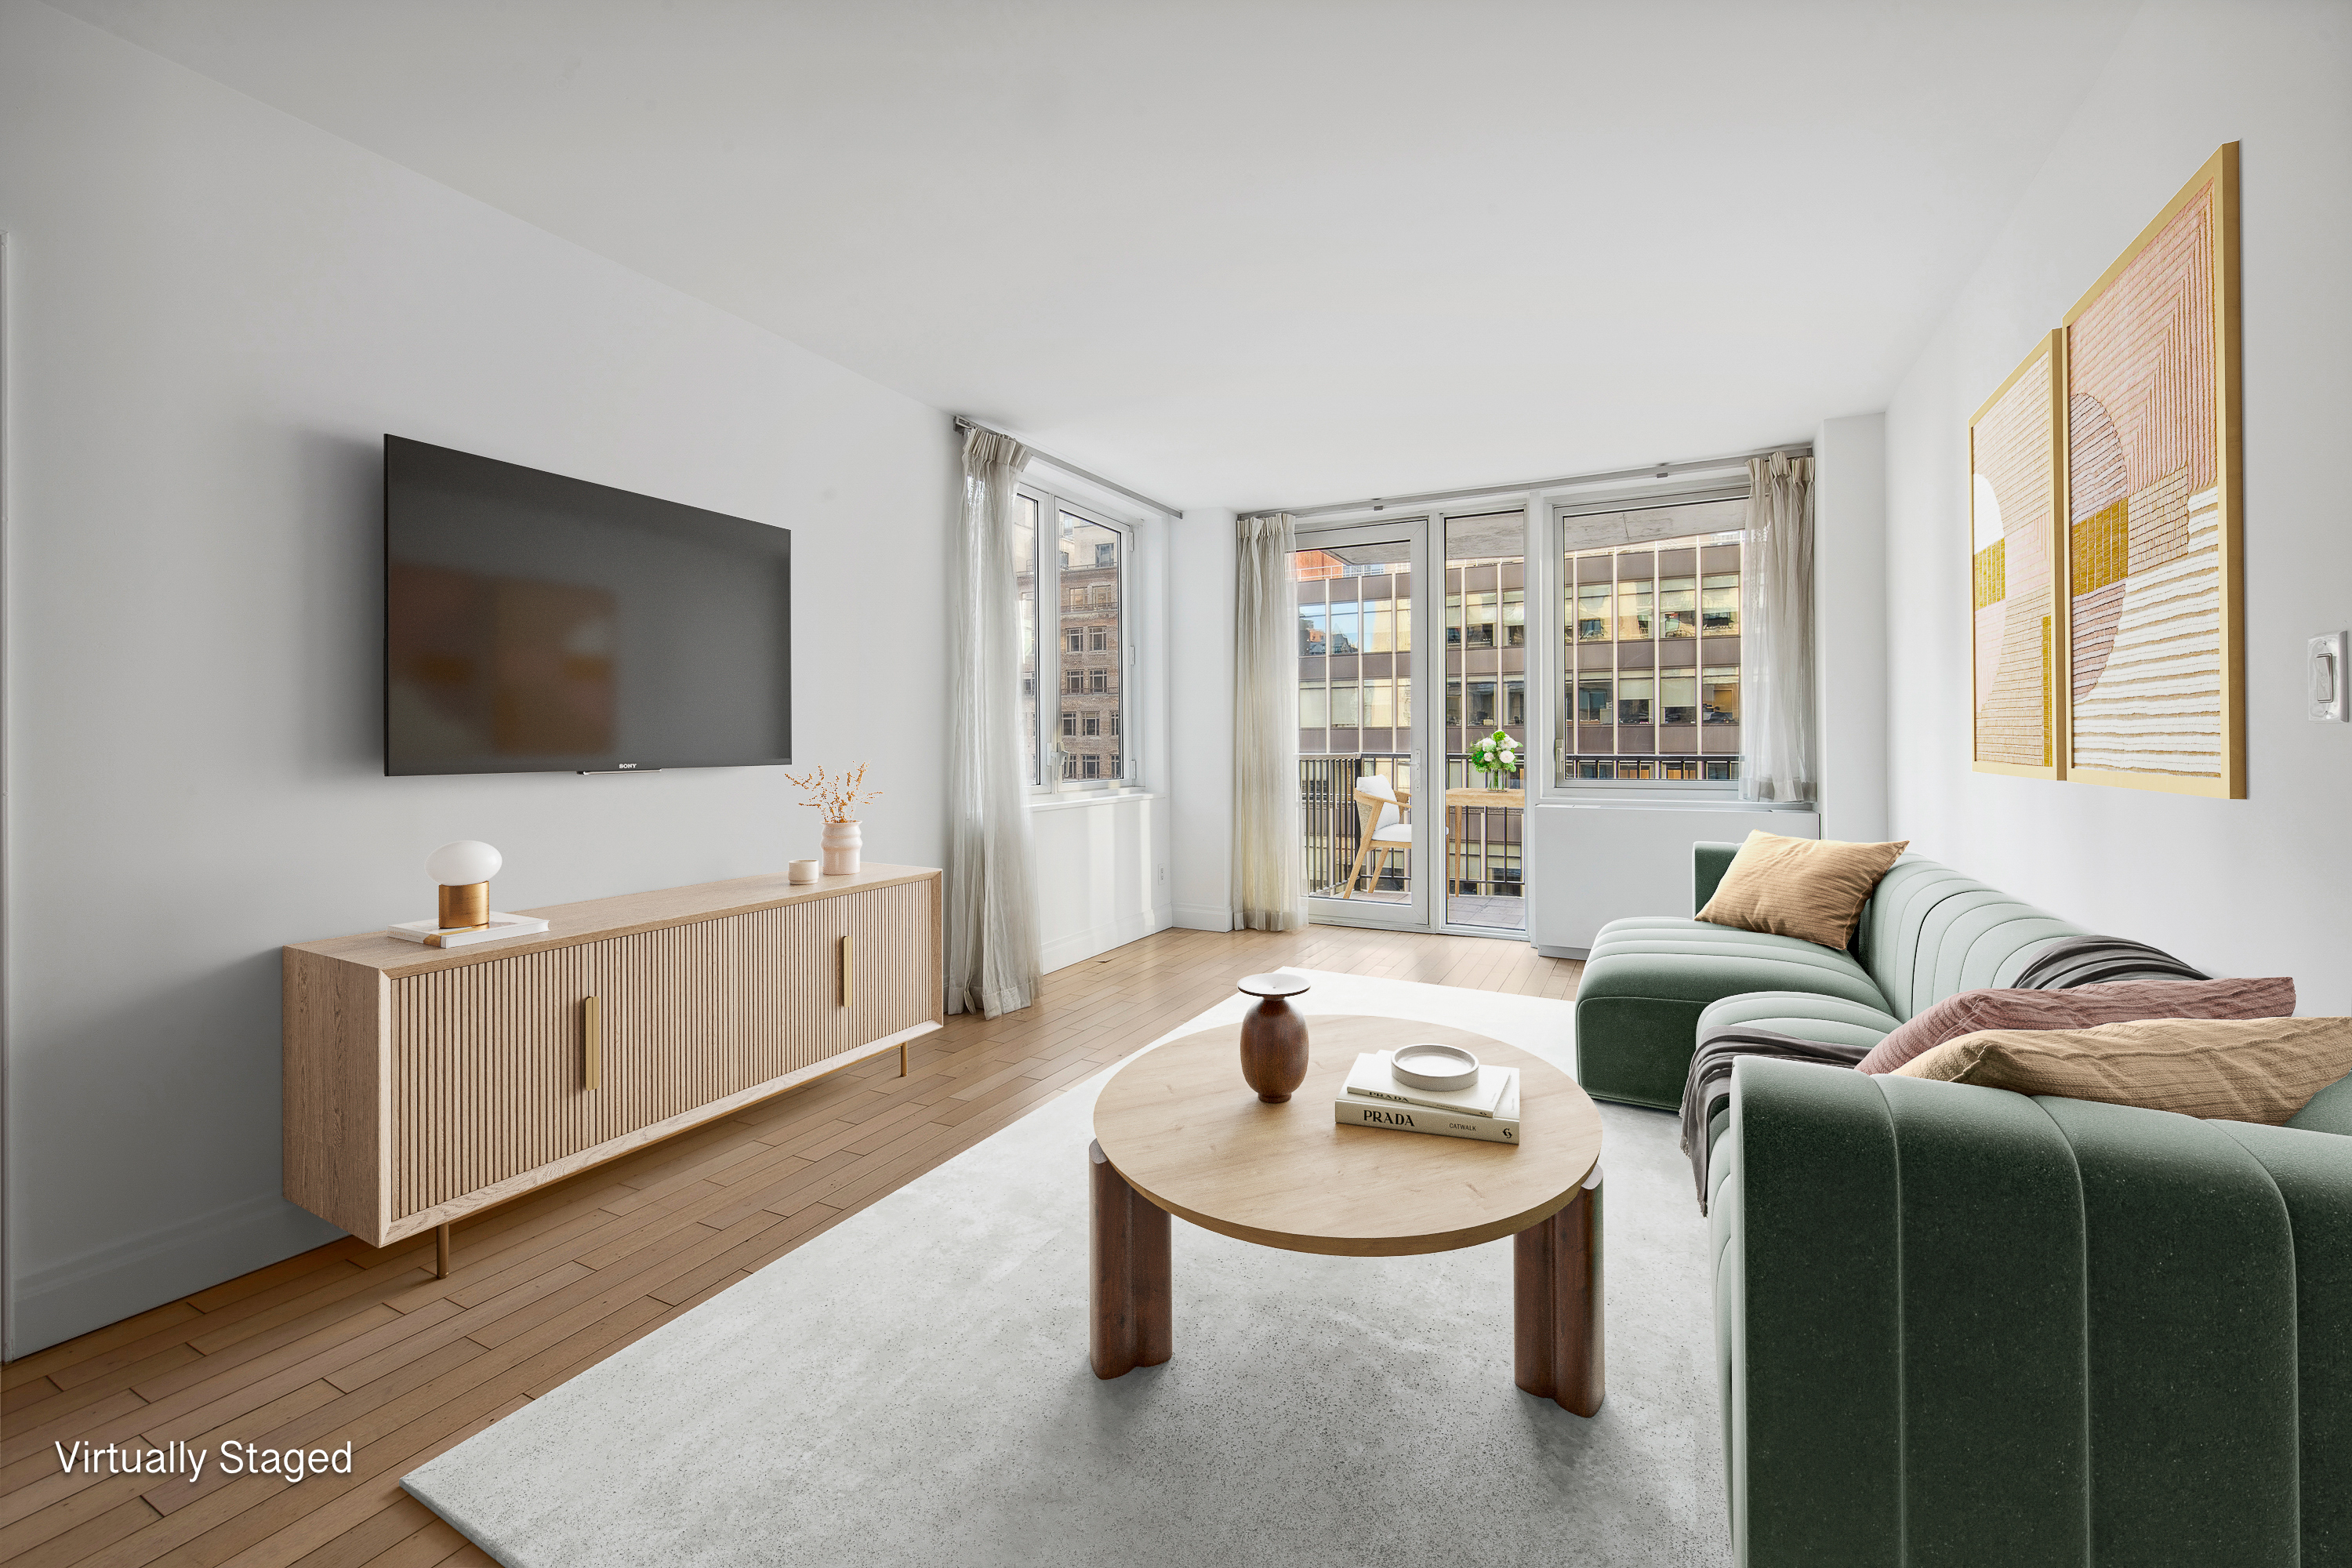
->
[[1026, 789, 1160, 813]]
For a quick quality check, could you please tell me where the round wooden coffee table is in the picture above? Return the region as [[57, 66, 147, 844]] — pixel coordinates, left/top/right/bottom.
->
[[1087, 1015, 1606, 1414]]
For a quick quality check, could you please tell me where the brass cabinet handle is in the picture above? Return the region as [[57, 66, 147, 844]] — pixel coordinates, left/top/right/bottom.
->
[[583, 996, 601, 1091], [840, 935, 853, 1008]]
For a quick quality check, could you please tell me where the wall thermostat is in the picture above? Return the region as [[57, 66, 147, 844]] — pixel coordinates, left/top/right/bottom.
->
[[2312, 631, 2350, 722]]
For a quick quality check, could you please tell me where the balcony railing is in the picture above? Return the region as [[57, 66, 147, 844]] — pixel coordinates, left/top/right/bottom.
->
[[1299, 754, 1524, 919]]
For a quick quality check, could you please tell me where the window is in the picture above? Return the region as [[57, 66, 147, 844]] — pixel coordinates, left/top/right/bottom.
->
[[1659, 577, 1697, 638], [1577, 582, 1610, 641], [1014, 488, 1137, 790], [1661, 672, 1697, 727], [1298, 603, 1328, 656], [1559, 497, 1745, 786], [1015, 496, 1039, 782], [1702, 666, 1740, 724], [1616, 576, 1652, 640], [1617, 675, 1653, 726], [1702, 574, 1740, 635]]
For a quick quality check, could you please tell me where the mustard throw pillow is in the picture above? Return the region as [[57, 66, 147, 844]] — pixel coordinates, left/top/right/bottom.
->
[[1694, 831, 1909, 950], [1893, 1015, 2352, 1126]]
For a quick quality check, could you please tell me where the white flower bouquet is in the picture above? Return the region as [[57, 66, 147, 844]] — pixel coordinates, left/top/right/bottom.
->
[[1467, 728, 1520, 786]]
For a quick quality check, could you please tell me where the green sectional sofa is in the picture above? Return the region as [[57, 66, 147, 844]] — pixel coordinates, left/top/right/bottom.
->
[[1711, 1060, 2352, 1567], [1573, 843, 2083, 1109], [1575, 841, 2352, 1564]]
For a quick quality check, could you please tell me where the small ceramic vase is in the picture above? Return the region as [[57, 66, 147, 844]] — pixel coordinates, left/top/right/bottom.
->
[[1236, 972, 1312, 1102], [821, 819, 862, 877]]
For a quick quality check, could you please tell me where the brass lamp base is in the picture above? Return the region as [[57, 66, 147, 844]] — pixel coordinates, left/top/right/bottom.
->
[[438, 881, 490, 931]]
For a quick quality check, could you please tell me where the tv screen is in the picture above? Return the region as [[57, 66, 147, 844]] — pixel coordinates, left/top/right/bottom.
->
[[383, 436, 790, 775]]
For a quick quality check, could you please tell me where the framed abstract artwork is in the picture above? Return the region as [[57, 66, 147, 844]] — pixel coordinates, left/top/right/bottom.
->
[[2060, 143, 2243, 797], [1970, 330, 2067, 778]]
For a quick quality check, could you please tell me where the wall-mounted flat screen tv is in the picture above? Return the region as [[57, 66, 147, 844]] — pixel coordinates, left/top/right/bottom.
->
[[384, 436, 789, 776]]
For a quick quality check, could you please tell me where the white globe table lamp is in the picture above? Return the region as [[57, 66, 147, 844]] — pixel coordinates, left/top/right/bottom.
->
[[428, 840, 503, 931]]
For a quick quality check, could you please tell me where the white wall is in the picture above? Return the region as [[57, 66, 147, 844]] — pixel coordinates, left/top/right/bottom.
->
[[1881, 0, 2352, 1011], [1167, 509, 1237, 930], [1813, 414, 1889, 843], [0, 2, 957, 1355], [1526, 804, 1820, 956], [1030, 795, 1168, 972]]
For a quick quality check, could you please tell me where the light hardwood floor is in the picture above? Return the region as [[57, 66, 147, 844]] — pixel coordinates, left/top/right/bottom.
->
[[2, 924, 1582, 1568]]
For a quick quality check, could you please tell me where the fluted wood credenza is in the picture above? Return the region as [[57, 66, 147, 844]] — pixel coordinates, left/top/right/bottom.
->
[[283, 864, 942, 1267]]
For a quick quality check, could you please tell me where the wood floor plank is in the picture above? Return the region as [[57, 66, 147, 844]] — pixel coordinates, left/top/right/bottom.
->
[[5, 924, 1578, 1565], [278, 1497, 434, 1568], [3, 1308, 203, 1393]]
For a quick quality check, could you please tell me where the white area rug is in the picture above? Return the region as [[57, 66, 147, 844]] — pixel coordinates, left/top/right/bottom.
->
[[405, 969, 1726, 1566]]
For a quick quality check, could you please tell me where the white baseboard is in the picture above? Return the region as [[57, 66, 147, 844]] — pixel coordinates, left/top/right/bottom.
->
[[1172, 903, 1234, 932], [1039, 908, 1172, 974], [9, 1191, 342, 1359], [1535, 945, 1590, 961]]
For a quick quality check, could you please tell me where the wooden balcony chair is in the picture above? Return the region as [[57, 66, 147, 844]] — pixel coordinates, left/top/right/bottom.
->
[[1343, 775, 1412, 898]]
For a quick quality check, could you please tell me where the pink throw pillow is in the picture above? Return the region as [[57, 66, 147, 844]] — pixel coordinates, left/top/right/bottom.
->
[[1857, 976, 2297, 1075]]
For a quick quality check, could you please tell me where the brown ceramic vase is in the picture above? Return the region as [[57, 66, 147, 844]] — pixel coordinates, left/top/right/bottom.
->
[[1236, 972, 1312, 1102]]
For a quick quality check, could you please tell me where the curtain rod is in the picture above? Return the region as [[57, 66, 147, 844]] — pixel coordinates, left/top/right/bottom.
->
[[953, 417, 1185, 519], [1238, 441, 1813, 522]]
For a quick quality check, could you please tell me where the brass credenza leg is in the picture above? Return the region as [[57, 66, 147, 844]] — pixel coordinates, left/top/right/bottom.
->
[[435, 1222, 452, 1280]]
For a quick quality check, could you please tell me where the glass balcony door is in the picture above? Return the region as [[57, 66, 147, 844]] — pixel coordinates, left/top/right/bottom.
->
[[1441, 510, 1529, 931], [1294, 519, 1432, 931]]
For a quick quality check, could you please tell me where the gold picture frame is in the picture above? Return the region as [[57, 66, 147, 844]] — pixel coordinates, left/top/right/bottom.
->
[[2059, 142, 2244, 797], [1969, 329, 2067, 779]]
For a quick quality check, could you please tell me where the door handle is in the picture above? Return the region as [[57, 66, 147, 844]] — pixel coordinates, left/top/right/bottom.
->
[[840, 935, 854, 1008], [583, 996, 602, 1091]]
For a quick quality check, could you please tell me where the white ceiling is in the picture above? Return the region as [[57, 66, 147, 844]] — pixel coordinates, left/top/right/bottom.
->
[[55, 0, 2141, 511]]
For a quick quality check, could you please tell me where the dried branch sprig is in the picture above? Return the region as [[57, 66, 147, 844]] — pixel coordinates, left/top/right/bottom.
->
[[781, 762, 882, 822]]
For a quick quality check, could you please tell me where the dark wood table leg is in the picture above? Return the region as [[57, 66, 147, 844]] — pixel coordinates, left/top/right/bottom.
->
[[1514, 1166, 1603, 1415], [1091, 1140, 1171, 1378]]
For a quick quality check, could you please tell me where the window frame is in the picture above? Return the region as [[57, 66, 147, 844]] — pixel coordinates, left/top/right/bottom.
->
[[1017, 484, 1138, 795], [1546, 485, 1750, 798]]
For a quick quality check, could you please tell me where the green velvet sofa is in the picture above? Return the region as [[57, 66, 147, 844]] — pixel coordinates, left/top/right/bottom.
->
[[1573, 841, 2352, 1563], [1573, 843, 2084, 1109], [1710, 1060, 2352, 1566]]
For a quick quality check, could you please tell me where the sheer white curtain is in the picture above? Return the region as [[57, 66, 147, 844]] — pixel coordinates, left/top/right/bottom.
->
[[1740, 452, 1817, 804], [1233, 513, 1305, 931], [946, 427, 1042, 1017]]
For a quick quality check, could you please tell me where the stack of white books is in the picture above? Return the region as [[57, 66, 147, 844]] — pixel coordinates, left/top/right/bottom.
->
[[1334, 1050, 1521, 1144]]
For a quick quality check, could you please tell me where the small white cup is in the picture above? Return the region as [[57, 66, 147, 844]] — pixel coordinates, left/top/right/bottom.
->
[[787, 859, 821, 885]]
